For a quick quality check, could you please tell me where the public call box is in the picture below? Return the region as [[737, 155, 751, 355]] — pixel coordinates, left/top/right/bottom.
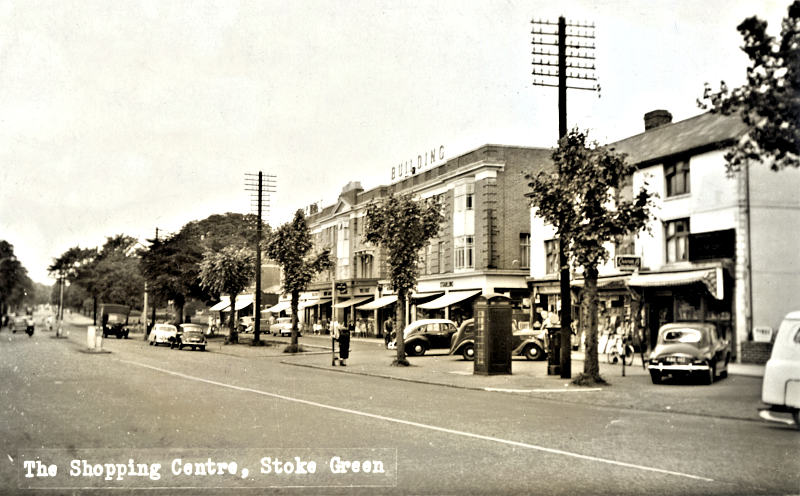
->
[[473, 294, 513, 376]]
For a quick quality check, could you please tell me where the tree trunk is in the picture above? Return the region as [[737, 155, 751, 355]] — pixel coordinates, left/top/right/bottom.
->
[[394, 288, 409, 366], [92, 296, 98, 326], [290, 289, 300, 349], [582, 266, 601, 380], [227, 293, 238, 344]]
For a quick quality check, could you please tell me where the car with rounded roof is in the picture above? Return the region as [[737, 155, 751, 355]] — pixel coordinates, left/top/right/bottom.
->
[[647, 322, 730, 385], [270, 317, 297, 337], [174, 323, 207, 351], [389, 319, 458, 356], [448, 318, 547, 361], [148, 323, 178, 347], [760, 311, 800, 430]]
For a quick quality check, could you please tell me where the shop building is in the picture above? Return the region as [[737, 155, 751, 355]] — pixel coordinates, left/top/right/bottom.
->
[[528, 110, 800, 362], [302, 145, 552, 336]]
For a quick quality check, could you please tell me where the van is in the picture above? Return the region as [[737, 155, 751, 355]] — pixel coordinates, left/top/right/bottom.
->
[[759, 311, 800, 429]]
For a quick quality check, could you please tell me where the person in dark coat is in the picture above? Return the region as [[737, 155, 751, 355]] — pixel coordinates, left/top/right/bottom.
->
[[338, 322, 352, 366], [383, 319, 393, 348]]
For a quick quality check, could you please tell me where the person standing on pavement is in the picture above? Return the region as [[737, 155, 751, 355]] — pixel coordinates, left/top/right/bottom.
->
[[384, 319, 393, 348], [338, 322, 351, 366]]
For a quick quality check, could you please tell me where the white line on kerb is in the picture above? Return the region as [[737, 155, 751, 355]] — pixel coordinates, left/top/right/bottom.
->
[[119, 359, 714, 483]]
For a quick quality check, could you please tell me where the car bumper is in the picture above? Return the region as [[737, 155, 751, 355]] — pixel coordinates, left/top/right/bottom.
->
[[648, 363, 710, 372]]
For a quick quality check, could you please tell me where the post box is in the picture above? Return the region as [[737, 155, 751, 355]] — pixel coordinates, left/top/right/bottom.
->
[[473, 294, 512, 375]]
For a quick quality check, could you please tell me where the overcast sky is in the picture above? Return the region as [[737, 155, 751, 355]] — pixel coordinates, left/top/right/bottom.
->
[[0, 0, 790, 284]]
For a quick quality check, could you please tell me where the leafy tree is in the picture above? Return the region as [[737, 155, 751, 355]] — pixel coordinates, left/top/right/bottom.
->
[[698, 1, 800, 173], [199, 246, 256, 344], [265, 210, 333, 352], [364, 194, 444, 366], [92, 235, 145, 310], [527, 129, 655, 385], [48, 246, 97, 319], [0, 240, 33, 315]]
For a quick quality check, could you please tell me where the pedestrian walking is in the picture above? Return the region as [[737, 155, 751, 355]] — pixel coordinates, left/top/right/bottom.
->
[[384, 319, 393, 348], [338, 322, 351, 366]]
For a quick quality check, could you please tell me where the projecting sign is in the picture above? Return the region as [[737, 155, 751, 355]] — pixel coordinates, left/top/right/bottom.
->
[[615, 255, 641, 271]]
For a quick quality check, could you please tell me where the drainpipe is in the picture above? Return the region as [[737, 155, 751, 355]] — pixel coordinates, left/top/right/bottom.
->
[[742, 161, 753, 363]]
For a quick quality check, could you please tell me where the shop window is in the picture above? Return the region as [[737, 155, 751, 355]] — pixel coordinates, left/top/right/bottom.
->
[[455, 236, 474, 270], [665, 218, 690, 263], [545, 239, 559, 275], [519, 233, 530, 269], [665, 159, 690, 197]]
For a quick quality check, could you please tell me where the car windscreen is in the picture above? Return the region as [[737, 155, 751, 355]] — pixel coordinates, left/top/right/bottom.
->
[[658, 327, 707, 346]]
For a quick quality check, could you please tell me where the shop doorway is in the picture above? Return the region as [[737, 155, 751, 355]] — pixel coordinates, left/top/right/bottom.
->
[[647, 294, 673, 350]]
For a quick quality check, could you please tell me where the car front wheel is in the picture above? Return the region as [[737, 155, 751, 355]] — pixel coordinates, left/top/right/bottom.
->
[[523, 344, 544, 361], [649, 370, 661, 384], [407, 342, 426, 356], [792, 410, 800, 431], [462, 343, 475, 361], [701, 362, 715, 385]]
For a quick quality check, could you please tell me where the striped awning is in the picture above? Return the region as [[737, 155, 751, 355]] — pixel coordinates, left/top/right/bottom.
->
[[333, 296, 372, 309], [356, 295, 397, 310], [628, 267, 723, 300], [417, 290, 482, 310]]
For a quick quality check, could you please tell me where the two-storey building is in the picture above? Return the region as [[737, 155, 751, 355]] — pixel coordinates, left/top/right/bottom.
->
[[528, 110, 800, 363]]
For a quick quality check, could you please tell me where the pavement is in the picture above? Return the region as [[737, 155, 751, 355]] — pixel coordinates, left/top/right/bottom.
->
[[54, 314, 770, 423]]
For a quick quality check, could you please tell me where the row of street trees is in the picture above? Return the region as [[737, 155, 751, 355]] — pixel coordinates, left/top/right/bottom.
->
[[0, 240, 35, 316]]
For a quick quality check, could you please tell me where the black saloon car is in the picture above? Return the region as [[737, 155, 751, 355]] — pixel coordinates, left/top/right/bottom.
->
[[647, 322, 730, 385]]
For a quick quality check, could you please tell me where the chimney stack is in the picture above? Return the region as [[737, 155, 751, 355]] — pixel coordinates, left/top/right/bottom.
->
[[644, 109, 673, 131]]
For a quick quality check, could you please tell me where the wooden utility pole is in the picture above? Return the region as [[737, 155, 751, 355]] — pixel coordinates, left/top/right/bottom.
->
[[245, 171, 276, 345], [531, 15, 598, 379]]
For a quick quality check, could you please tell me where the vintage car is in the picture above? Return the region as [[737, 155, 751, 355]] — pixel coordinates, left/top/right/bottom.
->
[[174, 323, 207, 351], [390, 319, 458, 356], [11, 314, 34, 336], [148, 323, 178, 347], [269, 317, 296, 337], [760, 311, 800, 430], [647, 322, 730, 385], [449, 318, 547, 361], [100, 303, 131, 339]]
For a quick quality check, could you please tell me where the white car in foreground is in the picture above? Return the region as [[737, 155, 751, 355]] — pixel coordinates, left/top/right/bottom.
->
[[148, 323, 178, 347], [760, 311, 800, 430]]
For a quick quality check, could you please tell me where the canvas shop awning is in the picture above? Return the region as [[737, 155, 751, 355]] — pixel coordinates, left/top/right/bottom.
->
[[209, 298, 231, 312], [333, 296, 372, 309], [417, 290, 483, 310], [628, 267, 724, 300], [356, 295, 398, 310], [299, 298, 332, 309], [266, 301, 291, 313], [233, 294, 254, 310]]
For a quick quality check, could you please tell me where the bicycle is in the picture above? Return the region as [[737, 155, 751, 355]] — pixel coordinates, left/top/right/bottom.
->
[[605, 333, 635, 366]]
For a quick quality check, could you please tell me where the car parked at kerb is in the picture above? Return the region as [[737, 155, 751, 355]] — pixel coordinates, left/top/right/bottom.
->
[[270, 317, 297, 337], [390, 319, 458, 356], [760, 311, 800, 430], [647, 322, 730, 385], [174, 323, 207, 351], [449, 318, 547, 361], [148, 323, 178, 347]]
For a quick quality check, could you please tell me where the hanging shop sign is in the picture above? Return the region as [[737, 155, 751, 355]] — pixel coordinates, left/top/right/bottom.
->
[[392, 145, 445, 182], [614, 255, 641, 271]]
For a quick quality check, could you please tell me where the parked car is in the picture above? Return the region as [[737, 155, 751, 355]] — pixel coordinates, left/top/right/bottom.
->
[[389, 319, 458, 356], [174, 323, 207, 351], [100, 303, 131, 339], [449, 318, 547, 361], [760, 311, 800, 430], [11, 314, 34, 336], [148, 323, 178, 347], [647, 322, 730, 385], [270, 317, 296, 337]]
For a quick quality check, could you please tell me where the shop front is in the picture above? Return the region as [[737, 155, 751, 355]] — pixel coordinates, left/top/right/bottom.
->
[[628, 266, 733, 356], [356, 294, 398, 338], [416, 289, 482, 326]]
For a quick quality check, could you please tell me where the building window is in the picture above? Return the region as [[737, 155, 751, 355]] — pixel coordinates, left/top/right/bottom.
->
[[437, 241, 445, 274], [665, 159, 690, 197], [665, 218, 690, 263], [455, 183, 475, 213], [357, 254, 373, 279], [545, 239, 559, 275], [455, 236, 474, 270], [519, 233, 530, 269]]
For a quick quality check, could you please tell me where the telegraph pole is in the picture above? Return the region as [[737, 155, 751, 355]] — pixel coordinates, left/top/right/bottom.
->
[[531, 16, 598, 379], [150, 227, 158, 330], [245, 172, 276, 345]]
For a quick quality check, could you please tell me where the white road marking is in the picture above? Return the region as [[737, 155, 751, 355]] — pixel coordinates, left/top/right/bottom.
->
[[484, 387, 603, 393], [119, 359, 714, 482]]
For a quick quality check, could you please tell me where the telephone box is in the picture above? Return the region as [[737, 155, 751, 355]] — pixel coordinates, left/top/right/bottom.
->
[[473, 294, 512, 375]]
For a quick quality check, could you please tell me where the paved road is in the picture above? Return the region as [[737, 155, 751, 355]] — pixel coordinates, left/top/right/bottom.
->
[[1, 320, 798, 495]]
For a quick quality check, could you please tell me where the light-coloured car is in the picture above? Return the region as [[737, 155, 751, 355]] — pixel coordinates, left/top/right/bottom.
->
[[11, 314, 34, 335], [760, 311, 800, 430], [175, 323, 207, 351], [269, 317, 296, 337], [647, 322, 730, 385], [148, 323, 178, 347]]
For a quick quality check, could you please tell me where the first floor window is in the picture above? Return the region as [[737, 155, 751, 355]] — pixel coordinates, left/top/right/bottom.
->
[[545, 239, 559, 275], [665, 218, 690, 263], [519, 233, 531, 269], [454, 236, 474, 269]]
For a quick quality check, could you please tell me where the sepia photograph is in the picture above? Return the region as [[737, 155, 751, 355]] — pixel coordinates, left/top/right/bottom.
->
[[1, 0, 798, 494]]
